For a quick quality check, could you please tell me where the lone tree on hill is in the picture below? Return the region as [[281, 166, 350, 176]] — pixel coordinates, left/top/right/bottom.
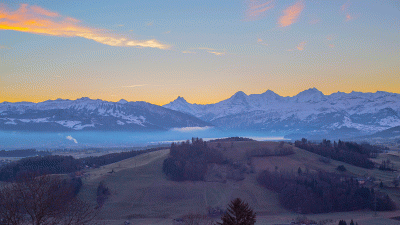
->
[[218, 198, 256, 225]]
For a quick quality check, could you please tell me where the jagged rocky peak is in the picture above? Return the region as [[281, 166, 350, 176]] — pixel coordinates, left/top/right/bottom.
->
[[172, 96, 189, 103]]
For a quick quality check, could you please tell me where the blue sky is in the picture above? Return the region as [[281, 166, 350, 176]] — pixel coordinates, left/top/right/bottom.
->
[[0, 0, 399, 104]]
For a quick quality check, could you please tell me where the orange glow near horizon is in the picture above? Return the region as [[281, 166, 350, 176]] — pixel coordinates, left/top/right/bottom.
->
[[0, 2, 398, 106]]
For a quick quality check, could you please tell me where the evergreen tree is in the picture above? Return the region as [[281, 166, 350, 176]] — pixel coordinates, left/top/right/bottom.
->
[[338, 220, 347, 225], [218, 198, 256, 225], [350, 219, 355, 225], [298, 167, 302, 175]]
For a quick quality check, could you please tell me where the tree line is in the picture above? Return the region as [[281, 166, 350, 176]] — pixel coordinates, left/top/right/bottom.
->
[[294, 138, 380, 169], [162, 138, 224, 181], [0, 147, 166, 182], [0, 149, 51, 157], [257, 170, 396, 214]]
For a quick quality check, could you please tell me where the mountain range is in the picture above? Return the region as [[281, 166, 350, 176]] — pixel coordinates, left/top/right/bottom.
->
[[1, 88, 400, 139], [0, 98, 210, 131], [163, 88, 400, 138]]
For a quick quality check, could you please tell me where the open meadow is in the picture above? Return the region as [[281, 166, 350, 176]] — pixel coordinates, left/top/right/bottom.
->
[[75, 141, 400, 224]]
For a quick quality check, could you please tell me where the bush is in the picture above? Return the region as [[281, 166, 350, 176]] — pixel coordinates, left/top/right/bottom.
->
[[96, 181, 111, 207], [336, 165, 347, 172]]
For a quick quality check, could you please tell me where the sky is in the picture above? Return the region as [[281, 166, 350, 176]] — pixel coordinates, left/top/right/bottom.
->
[[0, 0, 399, 105]]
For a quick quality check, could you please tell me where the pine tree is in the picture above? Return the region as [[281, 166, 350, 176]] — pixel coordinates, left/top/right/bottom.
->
[[218, 198, 256, 225], [350, 219, 355, 225], [338, 220, 347, 225]]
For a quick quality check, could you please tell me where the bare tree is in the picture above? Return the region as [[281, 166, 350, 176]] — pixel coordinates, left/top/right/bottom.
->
[[0, 172, 99, 225]]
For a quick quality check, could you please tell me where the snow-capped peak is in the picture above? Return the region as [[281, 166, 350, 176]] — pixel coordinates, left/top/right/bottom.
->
[[118, 99, 128, 104], [169, 96, 188, 104], [293, 87, 325, 103]]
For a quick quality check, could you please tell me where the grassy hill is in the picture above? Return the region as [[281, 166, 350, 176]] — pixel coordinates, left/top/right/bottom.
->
[[76, 141, 400, 225]]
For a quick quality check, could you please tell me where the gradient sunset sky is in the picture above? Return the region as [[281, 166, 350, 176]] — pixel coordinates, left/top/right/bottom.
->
[[1, 0, 399, 105]]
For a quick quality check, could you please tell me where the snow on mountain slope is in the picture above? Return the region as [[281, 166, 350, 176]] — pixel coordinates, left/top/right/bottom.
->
[[0, 98, 210, 131], [163, 88, 400, 135]]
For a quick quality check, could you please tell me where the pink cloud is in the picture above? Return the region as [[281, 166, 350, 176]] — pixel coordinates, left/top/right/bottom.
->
[[245, 0, 274, 21], [278, 0, 305, 27], [296, 41, 306, 51], [0, 3, 170, 49]]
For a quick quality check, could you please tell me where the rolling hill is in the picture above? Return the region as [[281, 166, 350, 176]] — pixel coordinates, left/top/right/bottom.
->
[[77, 141, 400, 225]]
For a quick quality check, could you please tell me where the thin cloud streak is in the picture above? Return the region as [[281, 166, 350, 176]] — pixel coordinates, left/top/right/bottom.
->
[[278, 0, 304, 27], [122, 84, 148, 88], [245, 0, 274, 21], [208, 51, 225, 56], [0, 4, 170, 49]]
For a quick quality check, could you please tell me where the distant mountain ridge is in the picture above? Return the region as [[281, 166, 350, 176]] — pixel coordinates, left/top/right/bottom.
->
[[163, 88, 400, 137], [2, 88, 400, 138], [0, 98, 211, 131]]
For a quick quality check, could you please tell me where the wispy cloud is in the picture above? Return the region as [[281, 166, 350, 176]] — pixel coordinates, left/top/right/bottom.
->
[[182, 50, 196, 54], [278, 0, 304, 27], [0, 4, 170, 49], [208, 51, 225, 56], [341, 1, 355, 22], [257, 38, 268, 46], [66, 135, 78, 144], [341, 1, 350, 12], [245, 0, 274, 21], [326, 35, 335, 48], [122, 84, 148, 88], [287, 41, 306, 51], [345, 14, 354, 21], [193, 47, 227, 56], [296, 41, 306, 51]]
